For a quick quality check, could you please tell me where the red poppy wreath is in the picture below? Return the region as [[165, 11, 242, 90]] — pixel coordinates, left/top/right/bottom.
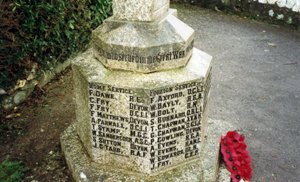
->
[[221, 131, 252, 182]]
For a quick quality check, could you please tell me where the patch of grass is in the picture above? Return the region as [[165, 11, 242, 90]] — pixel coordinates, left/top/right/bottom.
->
[[0, 157, 27, 182]]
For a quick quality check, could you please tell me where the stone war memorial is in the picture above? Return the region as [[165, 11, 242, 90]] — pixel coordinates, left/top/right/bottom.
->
[[61, 0, 230, 181]]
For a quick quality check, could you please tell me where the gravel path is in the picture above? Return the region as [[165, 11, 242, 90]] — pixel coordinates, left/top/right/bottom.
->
[[172, 3, 300, 181]]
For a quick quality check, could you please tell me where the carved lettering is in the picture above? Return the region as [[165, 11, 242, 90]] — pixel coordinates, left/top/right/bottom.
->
[[87, 79, 209, 170]]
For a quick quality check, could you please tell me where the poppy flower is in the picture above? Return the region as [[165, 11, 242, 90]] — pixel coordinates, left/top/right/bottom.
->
[[220, 131, 252, 182]]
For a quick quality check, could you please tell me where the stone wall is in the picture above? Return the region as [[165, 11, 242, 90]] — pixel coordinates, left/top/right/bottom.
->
[[1, 57, 72, 110], [250, 0, 300, 12], [171, 0, 300, 27]]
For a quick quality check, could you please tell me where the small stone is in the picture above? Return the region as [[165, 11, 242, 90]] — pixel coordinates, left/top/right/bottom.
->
[[292, 1, 300, 12], [15, 79, 27, 89], [277, 14, 284, 19], [0, 88, 6, 95], [268, 42, 277, 47], [286, 0, 295, 9], [1, 96, 14, 109], [287, 17, 293, 24], [80, 172, 87, 179], [5, 114, 15, 119], [13, 91, 27, 105], [268, 9, 275, 17], [41, 129, 45, 133], [259, 0, 267, 4], [267, 0, 277, 4], [277, 0, 287, 7]]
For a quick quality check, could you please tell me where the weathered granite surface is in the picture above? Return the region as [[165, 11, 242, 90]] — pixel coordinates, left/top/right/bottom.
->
[[92, 11, 194, 73], [72, 47, 212, 174], [60, 119, 234, 182], [113, 0, 170, 21], [61, 0, 228, 180]]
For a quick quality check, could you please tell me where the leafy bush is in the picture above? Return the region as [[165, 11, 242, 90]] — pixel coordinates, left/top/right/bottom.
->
[[0, 1, 24, 91], [0, 158, 27, 182], [0, 0, 112, 90]]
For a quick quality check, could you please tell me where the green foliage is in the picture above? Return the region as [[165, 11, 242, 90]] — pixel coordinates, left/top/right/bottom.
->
[[0, 0, 112, 90], [0, 1, 25, 90], [0, 158, 26, 182]]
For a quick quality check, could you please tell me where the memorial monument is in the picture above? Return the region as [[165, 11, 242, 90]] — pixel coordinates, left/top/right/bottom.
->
[[61, 0, 229, 181]]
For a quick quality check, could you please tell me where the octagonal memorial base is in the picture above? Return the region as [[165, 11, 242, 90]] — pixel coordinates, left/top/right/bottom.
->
[[71, 47, 213, 174], [61, 119, 233, 182]]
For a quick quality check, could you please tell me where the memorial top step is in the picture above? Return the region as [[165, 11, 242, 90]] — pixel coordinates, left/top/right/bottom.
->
[[92, 12, 195, 73], [113, 0, 170, 22]]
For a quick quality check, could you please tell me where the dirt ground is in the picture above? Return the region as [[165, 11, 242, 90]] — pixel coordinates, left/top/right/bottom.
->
[[1, 3, 300, 182], [0, 69, 74, 182]]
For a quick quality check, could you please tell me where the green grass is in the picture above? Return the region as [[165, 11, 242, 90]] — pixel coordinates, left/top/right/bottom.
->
[[0, 157, 26, 182]]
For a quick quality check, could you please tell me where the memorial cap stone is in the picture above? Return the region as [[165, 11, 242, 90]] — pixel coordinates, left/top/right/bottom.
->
[[92, 13, 195, 73], [113, 0, 170, 22]]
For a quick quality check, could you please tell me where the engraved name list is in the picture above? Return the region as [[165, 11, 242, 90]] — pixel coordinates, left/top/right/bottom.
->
[[88, 77, 211, 171]]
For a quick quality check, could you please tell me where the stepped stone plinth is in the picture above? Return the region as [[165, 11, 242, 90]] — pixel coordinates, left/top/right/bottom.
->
[[61, 0, 227, 181]]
